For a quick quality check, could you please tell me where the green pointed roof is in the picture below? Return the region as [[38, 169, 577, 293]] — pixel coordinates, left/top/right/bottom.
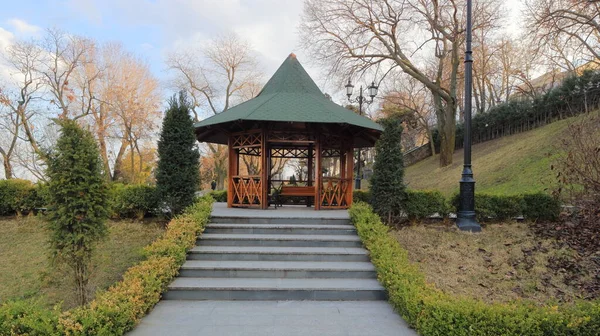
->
[[194, 53, 382, 145]]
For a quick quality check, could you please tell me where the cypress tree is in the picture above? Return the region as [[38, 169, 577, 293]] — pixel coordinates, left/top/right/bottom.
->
[[47, 119, 108, 306], [156, 92, 200, 216], [370, 115, 406, 224]]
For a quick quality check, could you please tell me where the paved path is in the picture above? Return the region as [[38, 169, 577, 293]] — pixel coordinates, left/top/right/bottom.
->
[[129, 204, 416, 335], [129, 301, 416, 336]]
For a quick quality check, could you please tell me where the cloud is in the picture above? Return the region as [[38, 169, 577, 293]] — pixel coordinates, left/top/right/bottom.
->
[[6, 18, 41, 35]]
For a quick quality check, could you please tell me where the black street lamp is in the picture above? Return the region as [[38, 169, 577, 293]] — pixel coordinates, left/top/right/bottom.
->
[[456, 0, 481, 232], [345, 79, 378, 189]]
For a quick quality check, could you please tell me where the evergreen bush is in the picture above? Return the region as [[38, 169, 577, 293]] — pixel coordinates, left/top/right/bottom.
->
[[352, 190, 371, 203], [370, 115, 406, 223], [156, 93, 200, 217], [110, 184, 158, 220], [46, 120, 109, 306], [208, 190, 227, 202], [403, 190, 448, 221], [522, 193, 561, 221], [0, 179, 35, 216]]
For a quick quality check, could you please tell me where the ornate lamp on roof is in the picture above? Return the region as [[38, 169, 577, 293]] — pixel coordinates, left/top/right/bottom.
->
[[345, 78, 378, 189]]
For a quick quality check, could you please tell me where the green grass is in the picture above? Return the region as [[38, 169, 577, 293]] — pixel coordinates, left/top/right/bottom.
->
[[0, 216, 164, 309], [404, 116, 579, 197]]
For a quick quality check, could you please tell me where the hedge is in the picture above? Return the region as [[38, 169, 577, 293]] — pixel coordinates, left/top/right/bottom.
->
[[0, 196, 213, 335], [108, 184, 159, 220], [208, 190, 227, 202], [0, 180, 49, 216], [403, 190, 448, 220], [350, 202, 600, 335], [451, 192, 560, 222], [433, 70, 600, 152]]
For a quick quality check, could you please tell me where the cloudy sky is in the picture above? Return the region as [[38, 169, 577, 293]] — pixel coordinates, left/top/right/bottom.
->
[[0, 0, 524, 99]]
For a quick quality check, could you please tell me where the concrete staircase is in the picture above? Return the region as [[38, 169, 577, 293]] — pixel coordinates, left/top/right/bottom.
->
[[163, 213, 386, 301]]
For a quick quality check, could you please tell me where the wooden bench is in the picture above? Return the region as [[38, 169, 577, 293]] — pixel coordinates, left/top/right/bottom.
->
[[271, 186, 315, 208], [280, 186, 315, 197]]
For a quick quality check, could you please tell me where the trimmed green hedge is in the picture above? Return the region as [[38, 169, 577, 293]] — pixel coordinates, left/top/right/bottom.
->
[[403, 190, 448, 220], [0, 196, 213, 335], [350, 202, 600, 335], [208, 190, 227, 202], [0, 180, 49, 216], [451, 192, 560, 222], [109, 184, 159, 220]]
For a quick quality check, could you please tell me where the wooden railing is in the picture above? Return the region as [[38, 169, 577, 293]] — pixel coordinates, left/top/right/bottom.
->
[[231, 175, 262, 207], [320, 178, 351, 209]]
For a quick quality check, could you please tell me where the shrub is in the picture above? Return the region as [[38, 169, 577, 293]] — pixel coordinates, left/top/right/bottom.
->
[[46, 120, 109, 306], [403, 190, 448, 221], [451, 193, 524, 222], [370, 115, 406, 223], [352, 190, 371, 204], [156, 92, 200, 217], [111, 184, 158, 220], [0, 179, 35, 216], [350, 202, 600, 335], [0, 196, 214, 335], [208, 190, 227, 202], [0, 299, 60, 335], [58, 196, 213, 335], [522, 193, 561, 221]]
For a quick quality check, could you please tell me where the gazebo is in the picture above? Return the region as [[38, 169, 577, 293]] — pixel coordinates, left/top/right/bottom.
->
[[194, 54, 382, 210]]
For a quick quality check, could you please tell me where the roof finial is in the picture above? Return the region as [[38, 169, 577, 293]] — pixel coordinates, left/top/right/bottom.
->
[[289, 52, 296, 59]]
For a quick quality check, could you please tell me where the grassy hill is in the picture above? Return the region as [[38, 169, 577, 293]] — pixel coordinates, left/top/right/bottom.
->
[[404, 116, 579, 197]]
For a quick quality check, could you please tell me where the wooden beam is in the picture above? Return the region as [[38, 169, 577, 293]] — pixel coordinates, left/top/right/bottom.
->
[[345, 139, 354, 207], [260, 127, 269, 209], [315, 133, 322, 210], [227, 136, 238, 208]]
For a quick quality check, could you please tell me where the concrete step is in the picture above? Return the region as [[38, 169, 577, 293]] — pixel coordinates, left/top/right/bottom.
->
[[163, 278, 386, 301], [210, 216, 351, 225], [199, 233, 362, 248], [179, 260, 376, 278], [187, 246, 370, 262], [204, 223, 356, 235]]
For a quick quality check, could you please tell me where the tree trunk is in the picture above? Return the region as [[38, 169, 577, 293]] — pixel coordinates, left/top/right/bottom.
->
[[2, 155, 13, 179], [433, 92, 457, 167]]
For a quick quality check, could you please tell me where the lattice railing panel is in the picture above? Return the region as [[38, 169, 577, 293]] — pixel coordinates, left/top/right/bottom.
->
[[271, 148, 310, 158], [320, 178, 351, 209], [231, 175, 262, 207], [232, 131, 262, 148]]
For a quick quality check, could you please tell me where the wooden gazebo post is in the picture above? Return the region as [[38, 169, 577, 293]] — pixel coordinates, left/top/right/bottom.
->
[[314, 133, 322, 210], [227, 135, 239, 208]]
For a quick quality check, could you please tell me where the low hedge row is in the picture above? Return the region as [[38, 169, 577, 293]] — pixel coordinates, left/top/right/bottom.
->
[[350, 202, 600, 335], [352, 189, 560, 222], [450, 192, 561, 222], [0, 179, 163, 219], [0, 196, 213, 335], [208, 190, 227, 202]]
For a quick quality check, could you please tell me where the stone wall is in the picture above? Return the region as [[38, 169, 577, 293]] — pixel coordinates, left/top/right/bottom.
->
[[403, 143, 433, 166]]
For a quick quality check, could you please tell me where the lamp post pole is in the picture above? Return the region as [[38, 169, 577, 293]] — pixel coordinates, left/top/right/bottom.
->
[[345, 80, 378, 190], [456, 0, 481, 232]]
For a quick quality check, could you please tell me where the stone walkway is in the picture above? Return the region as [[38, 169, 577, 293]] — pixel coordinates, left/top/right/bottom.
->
[[129, 203, 416, 336]]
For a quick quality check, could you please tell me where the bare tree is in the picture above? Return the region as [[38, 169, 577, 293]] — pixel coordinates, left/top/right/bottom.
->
[[300, 0, 502, 167], [525, 0, 600, 65], [167, 33, 262, 189]]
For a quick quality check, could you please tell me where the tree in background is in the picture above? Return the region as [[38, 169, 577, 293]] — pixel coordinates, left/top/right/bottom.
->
[[370, 115, 406, 224], [301, 0, 502, 167], [167, 33, 262, 189], [156, 93, 200, 216], [46, 120, 108, 306]]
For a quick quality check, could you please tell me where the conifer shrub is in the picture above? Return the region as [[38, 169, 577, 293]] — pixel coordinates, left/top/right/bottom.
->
[[46, 120, 109, 306], [156, 93, 200, 217], [370, 115, 406, 223]]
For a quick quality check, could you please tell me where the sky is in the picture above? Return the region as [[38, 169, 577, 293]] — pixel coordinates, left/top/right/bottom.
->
[[0, 0, 524, 101]]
